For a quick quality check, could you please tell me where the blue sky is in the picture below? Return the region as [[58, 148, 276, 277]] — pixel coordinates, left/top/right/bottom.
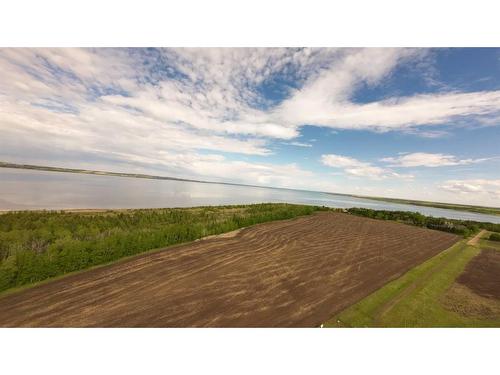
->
[[0, 48, 499, 206]]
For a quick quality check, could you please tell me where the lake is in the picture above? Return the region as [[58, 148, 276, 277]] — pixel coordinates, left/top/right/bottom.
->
[[1, 168, 500, 223]]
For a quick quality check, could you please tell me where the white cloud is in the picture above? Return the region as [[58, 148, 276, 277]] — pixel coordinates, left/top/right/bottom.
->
[[321, 154, 414, 180], [1, 48, 296, 161], [404, 129, 450, 138], [285, 141, 313, 148], [278, 89, 500, 132], [274, 48, 500, 132], [1, 47, 500, 200], [0, 49, 340, 194], [321, 154, 365, 168], [131, 151, 321, 188], [439, 179, 500, 199], [0, 96, 271, 156], [147, 155, 339, 193], [2, 48, 500, 161], [381, 152, 490, 168]]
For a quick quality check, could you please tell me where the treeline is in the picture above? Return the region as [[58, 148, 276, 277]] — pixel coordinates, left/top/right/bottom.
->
[[0, 204, 325, 292], [346, 207, 500, 237]]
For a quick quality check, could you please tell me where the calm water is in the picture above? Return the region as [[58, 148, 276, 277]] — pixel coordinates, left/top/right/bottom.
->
[[1, 168, 500, 223]]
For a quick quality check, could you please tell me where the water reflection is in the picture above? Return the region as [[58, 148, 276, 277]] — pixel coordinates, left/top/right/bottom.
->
[[1, 168, 499, 224]]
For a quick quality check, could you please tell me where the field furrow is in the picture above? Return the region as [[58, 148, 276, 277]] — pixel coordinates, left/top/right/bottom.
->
[[0, 212, 459, 327]]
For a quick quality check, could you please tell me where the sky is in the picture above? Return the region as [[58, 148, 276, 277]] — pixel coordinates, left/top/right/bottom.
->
[[0, 48, 499, 206]]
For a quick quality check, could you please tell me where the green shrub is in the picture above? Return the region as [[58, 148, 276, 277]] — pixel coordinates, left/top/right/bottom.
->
[[346, 207, 497, 238], [489, 233, 500, 242], [0, 203, 322, 293]]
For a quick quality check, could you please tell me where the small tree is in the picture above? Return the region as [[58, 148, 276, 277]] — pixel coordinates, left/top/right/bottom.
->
[[489, 233, 500, 242]]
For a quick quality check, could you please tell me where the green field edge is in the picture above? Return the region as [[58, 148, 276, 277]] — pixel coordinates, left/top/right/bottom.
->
[[324, 232, 499, 327], [0, 209, 318, 300]]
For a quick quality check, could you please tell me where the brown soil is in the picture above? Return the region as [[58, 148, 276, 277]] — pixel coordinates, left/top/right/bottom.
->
[[373, 240, 466, 326], [457, 249, 500, 300], [0, 212, 459, 327], [442, 283, 500, 320]]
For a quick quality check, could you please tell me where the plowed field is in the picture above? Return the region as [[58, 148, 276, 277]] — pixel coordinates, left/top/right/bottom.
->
[[457, 249, 500, 299], [0, 212, 459, 327]]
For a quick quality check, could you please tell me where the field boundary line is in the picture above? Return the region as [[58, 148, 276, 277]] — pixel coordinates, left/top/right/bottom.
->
[[372, 240, 468, 326], [0, 211, 322, 300]]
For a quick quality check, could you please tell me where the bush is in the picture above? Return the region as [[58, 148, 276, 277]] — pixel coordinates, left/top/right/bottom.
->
[[346, 207, 496, 238], [0, 203, 322, 293], [489, 233, 500, 242]]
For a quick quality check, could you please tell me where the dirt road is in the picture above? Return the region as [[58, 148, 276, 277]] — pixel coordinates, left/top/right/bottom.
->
[[467, 230, 487, 246]]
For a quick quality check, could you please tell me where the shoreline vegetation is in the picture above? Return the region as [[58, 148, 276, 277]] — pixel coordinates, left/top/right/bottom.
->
[[345, 207, 500, 237], [346, 194, 500, 217], [2, 161, 499, 216], [1, 203, 500, 296], [0, 204, 324, 293]]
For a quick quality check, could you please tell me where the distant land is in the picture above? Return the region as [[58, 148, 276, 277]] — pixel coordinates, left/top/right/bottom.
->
[[0, 161, 281, 191], [345, 195, 500, 217], [1, 161, 499, 216]]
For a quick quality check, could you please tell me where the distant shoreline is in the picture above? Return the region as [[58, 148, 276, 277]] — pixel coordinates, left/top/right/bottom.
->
[[1, 161, 499, 216], [0, 161, 314, 194], [341, 194, 500, 216], [0, 161, 236, 186]]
